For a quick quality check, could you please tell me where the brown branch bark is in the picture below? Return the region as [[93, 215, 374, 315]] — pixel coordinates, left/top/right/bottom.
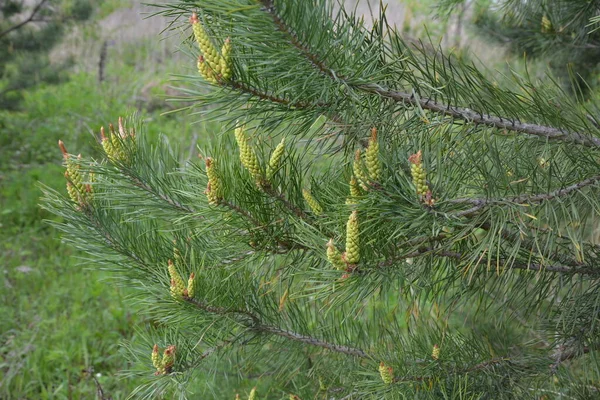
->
[[450, 174, 600, 217]]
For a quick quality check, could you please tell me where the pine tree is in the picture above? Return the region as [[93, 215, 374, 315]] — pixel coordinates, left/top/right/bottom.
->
[[42, 1, 600, 398], [439, 0, 600, 94]]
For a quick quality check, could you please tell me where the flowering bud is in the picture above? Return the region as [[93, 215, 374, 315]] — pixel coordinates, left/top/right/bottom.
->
[[541, 15, 552, 33], [59, 141, 94, 207], [151, 344, 161, 371], [187, 273, 195, 298], [248, 387, 257, 400], [409, 150, 434, 205], [234, 126, 262, 182], [220, 37, 233, 81], [379, 362, 394, 385], [168, 260, 186, 298], [353, 149, 369, 191], [205, 157, 223, 205], [432, 344, 440, 360], [365, 127, 381, 181], [302, 189, 322, 215], [191, 14, 232, 83], [100, 118, 135, 163], [326, 239, 345, 270], [191, 13, 220, 73], [197, 56, 218, 84], [266, 138, 285, 181], [345, 175, 361, 205], [161, 345, 176, 374], [344, 211, 360, 265]]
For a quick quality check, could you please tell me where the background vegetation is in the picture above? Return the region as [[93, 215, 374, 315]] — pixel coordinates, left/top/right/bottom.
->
[[1, 0, 599, 398]]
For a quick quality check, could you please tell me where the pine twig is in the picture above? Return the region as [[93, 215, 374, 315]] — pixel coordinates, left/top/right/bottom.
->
[[185, 297, 369, 358], [260, 1, 600, 148], [449, 174, 600, 216]]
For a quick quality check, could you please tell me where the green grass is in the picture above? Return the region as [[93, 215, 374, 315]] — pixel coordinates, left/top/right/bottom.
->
[[0, 26, 201, 396]]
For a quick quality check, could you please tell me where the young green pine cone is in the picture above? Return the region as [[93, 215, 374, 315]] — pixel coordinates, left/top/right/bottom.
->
[[151, 344, 161, 372], [161, 345, 176, 374], [302, 189, 322, 215], [248, 387, 257, 400], [327, 239, 345, 270], [432, 344, 440, 360], [365, 127, 381, 181], [234, 126, 262, 181], [168, 260, 186, 298], [266, 138, 285, 181], [344, 211, 360, 264], [409, 150, 429, 196], [353, 149, 369, 191], [345, 175, 361, 205], [205, 157, 223, 205], [220, 37, 232, 81], [190, 13, 221, 75], [379, 362, 394, 385], [187, 273, 195, 298]]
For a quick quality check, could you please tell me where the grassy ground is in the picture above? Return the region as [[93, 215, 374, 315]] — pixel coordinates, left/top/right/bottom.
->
[[0, 3, 198, 396]]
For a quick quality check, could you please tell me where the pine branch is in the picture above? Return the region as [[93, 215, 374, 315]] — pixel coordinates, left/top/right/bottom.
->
[[357, 84, 600, 147], [260, 0, 600, 148], [218, 198, 308, 251], [128, 174, 198, 215], [185, 297, 370, 358], [394, 357, 510, 383], [227, 80, 327, 109], [449, 174, 600, 216]]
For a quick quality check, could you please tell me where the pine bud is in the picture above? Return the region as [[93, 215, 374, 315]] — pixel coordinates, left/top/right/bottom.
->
[[409, 150, 434, 205], [248, 387, 257, 400], [161, 345, 176, 374], [191, 13, 221, 76], [151, 344, 161, 371], [318, 376, 327, 391], [234, 126, 262, 182], [379, 362, 394, 385], [100, 118, 135, 163], [220, 37, 233, 81], [60, 142, 94, 207], [326, 239, 345, 270], [302, 189, 322, 215], [344, 211, 360, 265], [365, 127, 381, 181], [187, 273, 195, 298], [432, 344, 440, 360], [266, 138, 285, 181], [168, 260, 186, 298], [345, 175, 361, 205], [541, 15, 552, 33], [197, 55, 217, 84], [205, 157, 223, 205], [353, 149, 369, 191]]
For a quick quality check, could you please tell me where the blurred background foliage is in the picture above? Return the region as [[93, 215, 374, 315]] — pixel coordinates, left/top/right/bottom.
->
[[1, 0, 599, 398]]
